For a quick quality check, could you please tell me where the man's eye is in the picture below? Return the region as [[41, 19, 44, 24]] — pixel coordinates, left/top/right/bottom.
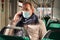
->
[[25, 8, 28, 11]]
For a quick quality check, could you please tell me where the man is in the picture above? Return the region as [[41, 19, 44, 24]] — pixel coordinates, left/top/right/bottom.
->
[[4, 2, 47, 40]]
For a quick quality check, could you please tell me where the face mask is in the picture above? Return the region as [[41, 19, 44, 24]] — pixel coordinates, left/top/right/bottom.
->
[[22, 11, 31, 18]]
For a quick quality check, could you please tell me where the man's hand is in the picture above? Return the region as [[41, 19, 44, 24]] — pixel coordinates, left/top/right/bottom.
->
[[12, 11, 22, 25], [4, 11, 22, 35], [13, 11, 22, 21]]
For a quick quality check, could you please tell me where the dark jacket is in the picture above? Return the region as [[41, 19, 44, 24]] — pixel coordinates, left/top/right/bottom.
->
[[14, 13, 39, 36], [16, 13, 39, 27]]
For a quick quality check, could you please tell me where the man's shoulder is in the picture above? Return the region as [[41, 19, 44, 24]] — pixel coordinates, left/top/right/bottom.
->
[[39, 19, 45, 24]]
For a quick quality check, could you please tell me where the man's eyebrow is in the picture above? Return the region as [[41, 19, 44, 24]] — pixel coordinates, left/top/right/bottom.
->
[[23, 8, 29, 10]]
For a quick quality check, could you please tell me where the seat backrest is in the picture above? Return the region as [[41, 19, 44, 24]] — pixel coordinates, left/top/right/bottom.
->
[[47, 19, 60, 30], [0, 26, 30, 40], [43, 16, 50, 26], [0, 34, 30, 40], [42, 30, 60, 40], [0, 27, 7, 34]]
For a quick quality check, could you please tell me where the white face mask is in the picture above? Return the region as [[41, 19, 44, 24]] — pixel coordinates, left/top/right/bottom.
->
[[22, 11, 31, 18]]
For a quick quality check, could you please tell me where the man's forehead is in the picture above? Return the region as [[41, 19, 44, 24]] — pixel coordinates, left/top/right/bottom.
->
[[23, 4, 31, 8]]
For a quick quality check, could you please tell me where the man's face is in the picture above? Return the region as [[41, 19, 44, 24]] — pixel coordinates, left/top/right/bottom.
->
[[23, 4, 33, 16]]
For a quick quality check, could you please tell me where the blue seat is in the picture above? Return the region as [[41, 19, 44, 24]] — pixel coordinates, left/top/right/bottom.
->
[[42, 30, 60, 40], [0, 27, 30, 40], [42, 19, 60, 40], [0, 34, 30, 40], [47, 19, 60, 30]]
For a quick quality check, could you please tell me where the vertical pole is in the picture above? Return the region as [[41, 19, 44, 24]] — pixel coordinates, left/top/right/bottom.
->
[[51, 0, 54, 19], [0, 0, 2, 30], [10, 0, 17, 19]]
